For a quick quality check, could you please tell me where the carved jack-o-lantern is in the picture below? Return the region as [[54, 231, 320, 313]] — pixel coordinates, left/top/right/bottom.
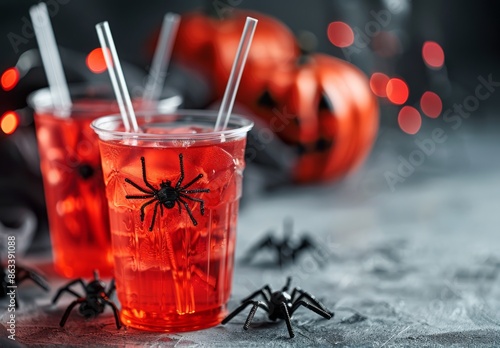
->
[[243, 53, 379, 183]]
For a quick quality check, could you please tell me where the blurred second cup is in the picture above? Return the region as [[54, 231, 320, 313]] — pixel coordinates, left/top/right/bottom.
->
[[28, 84, 180, 278]]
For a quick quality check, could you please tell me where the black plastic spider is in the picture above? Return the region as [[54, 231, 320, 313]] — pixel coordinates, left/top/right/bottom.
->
[[124, 153, 210, 231], [1, 263, 49, 308], [242, 218, 327, 268], [52, 270, 121, 329], [222, 277, 333, 338]]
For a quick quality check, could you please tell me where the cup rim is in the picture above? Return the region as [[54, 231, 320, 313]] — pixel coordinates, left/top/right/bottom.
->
[[90, 110, 254, 141], [27, 83, 182, 114]]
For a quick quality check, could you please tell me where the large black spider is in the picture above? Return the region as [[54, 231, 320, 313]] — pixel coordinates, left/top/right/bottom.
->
[[242, 218, 327, 268], [222, 277, 333, 338], [52, 270, 121, 329], [1, 263, 49, 308], [124, 153, 210, 231]]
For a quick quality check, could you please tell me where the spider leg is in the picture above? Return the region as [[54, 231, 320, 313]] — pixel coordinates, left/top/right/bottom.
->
[[124, 178, 154, 195], [290, 288, 333, 316], [244, 301, 270, 331], [281, 277, 292, 292], [59, 297, 85, 327], [180, 173, 207, 191], [176, 200, 182, 214], [149, 201, 161, 231], [25, 270, 50, 291], [179, 193, 206, 215], [281, 302, 295, 338], [140, 198, 157, 222], [291, 236, 322, 263], [125, 194, 154, 199], [140, 157, 157, 192], [175, 153, 185, 189], [183, 187, 210, 193], [221, 300, 269, 327], [178, 197, 198, 226], [103, 298, 122, 329], [290, 300, 333, 320], [241, 234, 276, 263], [15, 268, 49, 291], [263, 285, 273, 298], [52, 279, 86, 304], [240, 287, 271, 303]]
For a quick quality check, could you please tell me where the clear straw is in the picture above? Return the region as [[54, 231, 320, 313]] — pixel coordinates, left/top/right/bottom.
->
[[96, 21, 139, 133], [29, 3, 72, 115], [214, 17, 258, 132], [143, 13, 180, 102]]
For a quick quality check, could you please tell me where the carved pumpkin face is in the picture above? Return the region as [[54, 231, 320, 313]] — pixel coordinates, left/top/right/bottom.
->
[[244, 54, 379, 183], [172, 10, 298, 99]]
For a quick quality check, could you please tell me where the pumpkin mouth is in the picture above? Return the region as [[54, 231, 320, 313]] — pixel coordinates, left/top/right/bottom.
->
[[296, 137, 333, 155]]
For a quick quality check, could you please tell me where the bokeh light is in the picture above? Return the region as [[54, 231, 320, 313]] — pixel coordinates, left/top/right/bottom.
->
[[422, 41, 445, 69], [420, 91, 442, 118], [1, 111, 19, 135], [386, 78, 409, 105], [327, 21, 354, 48], [370, 72, 390, 97], [86, 48, 108, 74], [1, 67, 20, 91], [398, 106, 422, 134]]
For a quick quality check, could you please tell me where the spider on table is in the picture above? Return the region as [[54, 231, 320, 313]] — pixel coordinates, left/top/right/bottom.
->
[[242, 218, 327, 268], [222, 277, 333, 338], [52, 270, 121, 329]]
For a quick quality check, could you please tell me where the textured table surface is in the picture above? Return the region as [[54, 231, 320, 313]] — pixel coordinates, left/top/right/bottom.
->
[[2, 121, 500, 347]]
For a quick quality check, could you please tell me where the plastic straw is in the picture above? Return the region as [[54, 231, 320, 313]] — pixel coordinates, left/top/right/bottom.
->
[[214, 17, 258, 131], [143, 13, 180, 102], [29, 3, 72, 114], [96, 21, 139, 133]]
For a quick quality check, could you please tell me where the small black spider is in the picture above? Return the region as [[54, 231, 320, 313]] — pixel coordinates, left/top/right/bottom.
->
[[1, 264, 49, 308], [242, 218, 327, 268], [222, 277, 333, 338], [52, 270, 121, 329], [124, 153, 210, 231]]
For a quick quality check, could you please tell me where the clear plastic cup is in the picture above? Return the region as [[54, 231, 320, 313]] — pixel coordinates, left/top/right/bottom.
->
[[91, 110, 253, 332], [29, 85, 119, 278], [28, 85, 180, 278]]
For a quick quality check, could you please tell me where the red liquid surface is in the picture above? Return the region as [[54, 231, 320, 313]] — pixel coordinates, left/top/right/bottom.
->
[[34, 100, 117, 278], [99, 135, 246, 331]]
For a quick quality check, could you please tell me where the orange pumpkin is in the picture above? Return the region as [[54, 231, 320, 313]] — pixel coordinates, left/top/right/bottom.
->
[[242, 53, 379, 183], [172, 9, 298, 98]]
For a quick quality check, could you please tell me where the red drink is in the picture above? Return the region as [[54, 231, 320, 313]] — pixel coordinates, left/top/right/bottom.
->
[[93, 111, 252, 332], [30, 87, 119, 278]]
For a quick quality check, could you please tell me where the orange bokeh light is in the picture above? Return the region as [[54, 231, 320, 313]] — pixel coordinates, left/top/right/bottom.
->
[[422, 41, 445, 69], [386, 78, 409, 105], [1, 111, 19, 135], [398, 106, 422, 135], [370, 72, 390, 97], [86, 48, 109, 74], [327, 21, 354, 48], [420, 91, 442, 118], [1, 67, 20, 91]]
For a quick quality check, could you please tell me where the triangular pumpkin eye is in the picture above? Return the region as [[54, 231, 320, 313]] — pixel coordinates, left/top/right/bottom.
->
[[258, 89, 277, 108], [318, 92, 334, 112]]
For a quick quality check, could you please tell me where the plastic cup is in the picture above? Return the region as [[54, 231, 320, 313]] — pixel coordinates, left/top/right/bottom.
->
[[91, 110, 253, 332], [28, 85, 180, 278], [28, 84, 120, 278]]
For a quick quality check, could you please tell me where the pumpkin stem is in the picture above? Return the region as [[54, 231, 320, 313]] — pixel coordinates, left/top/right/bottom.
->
[[297, 31, 317, 65]]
